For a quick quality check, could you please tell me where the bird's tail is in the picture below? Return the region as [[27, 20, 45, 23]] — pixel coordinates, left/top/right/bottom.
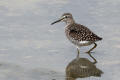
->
[[99, 37, 102, 40]]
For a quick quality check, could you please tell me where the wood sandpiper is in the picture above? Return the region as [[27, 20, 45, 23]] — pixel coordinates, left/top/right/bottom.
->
[[51, 13, 102, 54]]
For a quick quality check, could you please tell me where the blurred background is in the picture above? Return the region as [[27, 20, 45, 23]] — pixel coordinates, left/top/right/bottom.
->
[[0, 0, 120, 80]]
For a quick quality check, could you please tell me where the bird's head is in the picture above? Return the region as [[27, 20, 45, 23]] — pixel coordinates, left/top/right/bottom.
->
[[51, 13, 74, 25]]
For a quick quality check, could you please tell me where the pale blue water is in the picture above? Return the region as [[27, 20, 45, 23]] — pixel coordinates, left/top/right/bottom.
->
[[0, 0, 120, 80]]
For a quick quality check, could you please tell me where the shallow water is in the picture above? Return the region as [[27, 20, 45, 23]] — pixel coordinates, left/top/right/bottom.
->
[[0, 0, 120, 80]]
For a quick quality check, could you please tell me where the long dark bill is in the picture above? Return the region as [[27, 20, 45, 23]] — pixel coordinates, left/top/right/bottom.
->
[[51, 18, 64, 25]]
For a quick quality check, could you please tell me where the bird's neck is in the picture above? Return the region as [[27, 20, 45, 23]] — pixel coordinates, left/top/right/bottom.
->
[[65, 19, 75, 25]]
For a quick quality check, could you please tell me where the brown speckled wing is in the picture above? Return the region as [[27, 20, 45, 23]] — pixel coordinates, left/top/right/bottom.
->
[[68, 24, 102, 41]]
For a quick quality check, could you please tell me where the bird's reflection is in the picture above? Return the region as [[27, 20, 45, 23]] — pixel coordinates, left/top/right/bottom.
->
[[65, 53, 103, 80]]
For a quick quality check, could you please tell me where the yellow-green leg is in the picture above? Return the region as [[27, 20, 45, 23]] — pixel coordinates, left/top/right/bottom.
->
[[86, 43, 97, 53], [88, 53, 97, 64]]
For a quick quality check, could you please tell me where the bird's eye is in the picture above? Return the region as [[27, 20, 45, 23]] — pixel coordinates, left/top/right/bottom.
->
[[65, 16, 68, 18], [63, 16, 68, 18]]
